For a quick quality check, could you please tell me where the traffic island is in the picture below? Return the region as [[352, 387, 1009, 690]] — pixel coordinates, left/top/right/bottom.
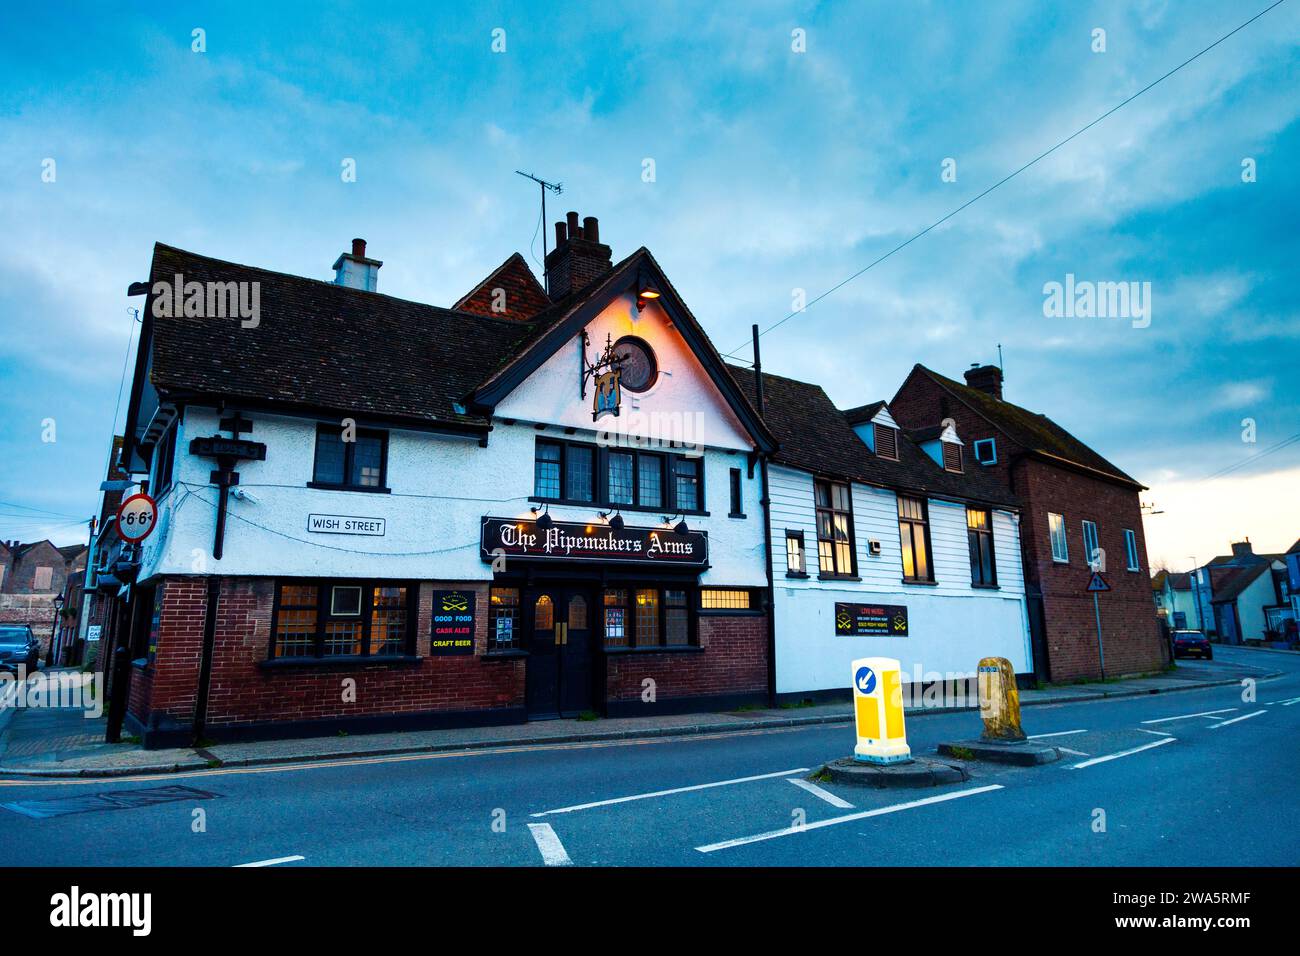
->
[[937, 739, 1060, 766], [820, 756, 969, 788]]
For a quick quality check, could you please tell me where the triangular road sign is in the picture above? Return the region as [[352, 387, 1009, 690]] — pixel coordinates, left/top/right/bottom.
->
[[1086, 571, 1111, 592]]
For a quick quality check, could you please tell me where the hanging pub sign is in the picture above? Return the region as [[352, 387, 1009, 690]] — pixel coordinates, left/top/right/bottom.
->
[[430, 589, 475, 656], [581, 331, 623, 421], [481, 517, 709, 568], [835, 602, 909, 637]]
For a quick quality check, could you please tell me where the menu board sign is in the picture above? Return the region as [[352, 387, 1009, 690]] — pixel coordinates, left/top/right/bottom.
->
[[834, 602, 908, 637], [430, 589, 475, 656]]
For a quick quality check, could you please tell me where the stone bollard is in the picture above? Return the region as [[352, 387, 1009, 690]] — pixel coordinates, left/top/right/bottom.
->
[[978, 656, 1026, 742]]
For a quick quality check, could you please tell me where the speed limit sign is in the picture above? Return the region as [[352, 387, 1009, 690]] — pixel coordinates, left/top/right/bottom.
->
[[116, 493, 158, 543]]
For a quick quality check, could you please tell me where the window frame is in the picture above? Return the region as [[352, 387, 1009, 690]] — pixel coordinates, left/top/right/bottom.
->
[[966, 507, 998, 588], [1082, 520, 1100, 570], [698, 587, 759, 614], [269, 579, 416, 660], [488, 586, 521, 652], [972, 438, 998, 465], [728, 468, 744, 518], [530, 437, 706, 514], [601, 584, 701, 649], [785, 529, 807, 578], [1123, 528, 1140, 572], [942, 442, 963, 473], [814, 478, 857, 579], [309, 424, 390, 493], [152, 419, 179, 498], [897, 494, 936, 584], [1048, 512, 1069, 564]]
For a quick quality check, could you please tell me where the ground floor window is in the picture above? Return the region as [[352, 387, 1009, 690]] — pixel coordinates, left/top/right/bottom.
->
[[700, 588, 752, 610], [271, 580, 414, 659], [603, 585, 696, 648], [489, 587, 520, 651]]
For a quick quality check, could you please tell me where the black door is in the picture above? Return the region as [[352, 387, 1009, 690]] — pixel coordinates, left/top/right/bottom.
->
[[524, 588, 595, 719]]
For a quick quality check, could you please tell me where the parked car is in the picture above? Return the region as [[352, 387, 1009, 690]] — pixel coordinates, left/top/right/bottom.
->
[[1172, 629, 1213, 660], [0, 624, 40, 673]]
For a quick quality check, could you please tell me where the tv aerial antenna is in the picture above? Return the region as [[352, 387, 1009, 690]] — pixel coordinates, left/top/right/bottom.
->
[[515, 170, 563, 294]]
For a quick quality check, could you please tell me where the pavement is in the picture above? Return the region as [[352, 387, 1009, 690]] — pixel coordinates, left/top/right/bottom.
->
[[0, 645, 1295, 867], [0, 649, 1282, 779]]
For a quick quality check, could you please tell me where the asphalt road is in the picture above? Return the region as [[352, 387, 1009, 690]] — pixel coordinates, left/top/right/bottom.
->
[[1, 646, 1296, 867]]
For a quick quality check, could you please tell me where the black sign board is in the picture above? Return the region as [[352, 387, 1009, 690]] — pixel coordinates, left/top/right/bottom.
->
[[834, 602, 909, 636], [188, 436, 267, 461], [480, 517, 708, 568], [430, 589, 476, 656]]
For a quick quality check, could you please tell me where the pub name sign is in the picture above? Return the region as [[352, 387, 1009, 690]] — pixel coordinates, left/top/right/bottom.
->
[[481, 517, 708, 568]]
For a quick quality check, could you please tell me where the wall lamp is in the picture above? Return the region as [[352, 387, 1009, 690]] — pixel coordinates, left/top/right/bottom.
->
[[600, 509, 625, 531], [636, 273, 662, 312], [531, 504, 554, 530], [662, 513, 690, 535]]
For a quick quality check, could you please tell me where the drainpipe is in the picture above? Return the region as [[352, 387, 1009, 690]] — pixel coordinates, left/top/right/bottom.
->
[[752, 325, 777, 707]]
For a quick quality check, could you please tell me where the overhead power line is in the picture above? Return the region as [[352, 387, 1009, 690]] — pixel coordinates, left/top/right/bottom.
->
[[723, 0, 1290, 359]]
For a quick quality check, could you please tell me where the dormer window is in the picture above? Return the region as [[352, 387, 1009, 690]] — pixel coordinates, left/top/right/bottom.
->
[[942, 442, 963, 473], [973, 438, 997, 465], [874, 423, 899, 461]]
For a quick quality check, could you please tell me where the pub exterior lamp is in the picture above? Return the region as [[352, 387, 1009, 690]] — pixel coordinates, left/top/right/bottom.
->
[[674, 519, 690, 536], [531, 505, 554, 530], [636, 273, 662, 312], [601, 510, 625, 531], [47, 593, 66, 667]]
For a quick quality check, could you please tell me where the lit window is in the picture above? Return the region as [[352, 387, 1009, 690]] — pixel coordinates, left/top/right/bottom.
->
[[489, 588, 519, 650], [815, 479, 854, 576], [700, 589, 751, 610], [785, 530, 806, 575], [898, 496, 933, 582], [1049, 513, 1069, 563], [967, 508, 996, 587]]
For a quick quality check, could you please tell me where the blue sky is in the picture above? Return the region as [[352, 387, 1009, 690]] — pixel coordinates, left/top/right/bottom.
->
[[2, 0, 1297, 566]]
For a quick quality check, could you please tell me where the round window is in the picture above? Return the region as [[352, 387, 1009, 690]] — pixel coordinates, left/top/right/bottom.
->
[[614, 336, 658, 393]]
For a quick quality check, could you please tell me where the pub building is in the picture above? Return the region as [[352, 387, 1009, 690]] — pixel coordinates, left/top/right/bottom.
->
[[112, 216, 780, 746]]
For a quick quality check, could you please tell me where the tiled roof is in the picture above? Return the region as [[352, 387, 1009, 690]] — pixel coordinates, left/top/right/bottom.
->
[[727, 365, 1019, 509], [146, 243, 560, 430], [452, 253, 552, 321], [904, 365, 1142, 489], [842, 400, 885, 425], [1210, 562, 1270, 604]]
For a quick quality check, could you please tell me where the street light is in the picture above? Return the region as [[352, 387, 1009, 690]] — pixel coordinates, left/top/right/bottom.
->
[[46, 593, 65, 668]]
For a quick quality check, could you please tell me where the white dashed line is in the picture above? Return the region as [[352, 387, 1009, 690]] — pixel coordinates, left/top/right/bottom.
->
[[1028, 729, 1087, 739], [530, 767, 810, 817], [1136, 728, 1174, 737], [1141, 708, 1236, 724], [1209, 709, 1266, 728], [695, 785, 1004, 853], [234, 855, 305, 867], [1058, 748, 1090, 757], [787, 777, 854, 809], [527, 822, 573, 866], [1071, 737, 1176, 769], [1278, 697, 1300, 707]]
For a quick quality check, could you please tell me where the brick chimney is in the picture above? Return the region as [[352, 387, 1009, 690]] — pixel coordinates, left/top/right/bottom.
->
[[1230, 539, 1255, 560], [544, 212, 612, 300], [332, 238, 383, 292], [963, 363, 1004, 401]]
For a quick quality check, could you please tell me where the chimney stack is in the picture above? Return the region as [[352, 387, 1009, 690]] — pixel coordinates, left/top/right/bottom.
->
[[545, 211, 612, 300], [1230, 539, 1255, 559], [332, 238, 383, 292], [963, 363, 1004, 401]]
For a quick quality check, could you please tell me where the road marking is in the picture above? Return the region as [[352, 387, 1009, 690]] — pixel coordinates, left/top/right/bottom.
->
[[1071, 737, 1175, 769], [1028, 729, 1087, 739], [1279, 696, 1300, 707], [529, 767, 810, 817], [527, 823, 573, 866], [1058, 747, 1090, 756], [234, 855, 304, 867], [696, 784, 1003, 853], [1141, 708, 1235, 725], [1136, 728, 1174, 737], [787, 777, 854, 809], [1209, 709, 1266, 728]]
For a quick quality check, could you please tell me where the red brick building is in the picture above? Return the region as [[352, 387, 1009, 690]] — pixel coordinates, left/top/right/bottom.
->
[[891, 364, 1166, 681]]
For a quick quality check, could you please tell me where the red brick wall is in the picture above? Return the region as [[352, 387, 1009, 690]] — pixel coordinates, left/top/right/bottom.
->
[[1013, 458, 1165, 679], [604, 612, 768, 703], [201, 580, 524, 729], [130, 578, 208, 724]]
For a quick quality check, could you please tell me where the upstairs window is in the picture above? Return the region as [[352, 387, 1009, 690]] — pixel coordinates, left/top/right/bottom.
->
[[785, 530, 806, 576], [1082, 520, 1101, 570], [152, 421, 179, 497], [898, 495, 934, 583], [942, 442, 963, 473], [535, 441, 563, 498], [815, 479, 855, 577], [312, 425, 387, 491], [874, 423, 899, 461], [967, 508, 997, 586], [674, 457, 701, 512], [973, 438, 997, 465], [1124, 529, 1140, 572], [1048, 513, 1069, 563], [729, 468, 744, 516]]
